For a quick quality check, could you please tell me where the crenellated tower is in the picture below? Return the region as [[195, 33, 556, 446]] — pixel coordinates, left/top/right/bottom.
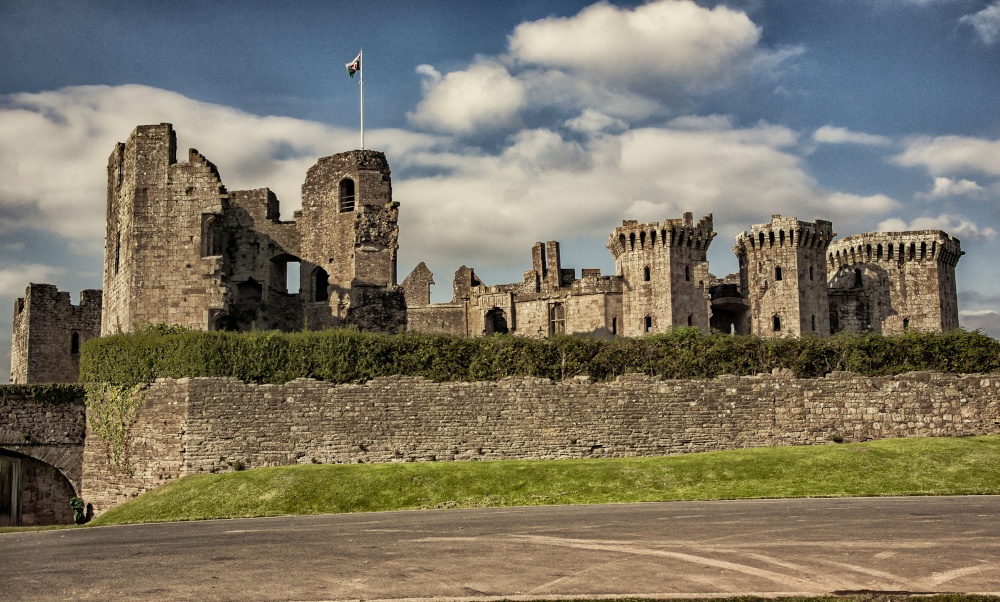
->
[[827, 230, 962, 334], [734, 215, 834, 337], [607, 212, 715, 336]]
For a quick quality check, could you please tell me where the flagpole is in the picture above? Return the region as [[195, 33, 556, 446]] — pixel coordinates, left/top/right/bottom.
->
[[360, 48, 364, 150]]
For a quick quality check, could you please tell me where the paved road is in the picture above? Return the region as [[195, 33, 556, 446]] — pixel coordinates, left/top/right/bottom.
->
[[2, 496, 999, 601]]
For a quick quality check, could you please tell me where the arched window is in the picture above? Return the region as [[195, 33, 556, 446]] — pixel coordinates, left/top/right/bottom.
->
[[313, 267, 329, 302], [877, 244, 883, 260], [903, 318, 910, 331], [687, 314, 693, 327], [629, 232, 636, 250], [854, 268, 862, 288], [773, 315, 781, 332], [644, 315, 653, 333], [339, 178, 356, 212], [920, 241, 927, 260]]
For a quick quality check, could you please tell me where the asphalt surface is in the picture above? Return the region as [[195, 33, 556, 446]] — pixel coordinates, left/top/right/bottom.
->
[[2, 496, 999, 601]]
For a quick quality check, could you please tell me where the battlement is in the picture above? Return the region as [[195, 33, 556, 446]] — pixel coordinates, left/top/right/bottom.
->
[[734, 215, 834, 255], [828, 230, 963, 269], [11, 284, 102, 384], [606, 212, 715, 259]]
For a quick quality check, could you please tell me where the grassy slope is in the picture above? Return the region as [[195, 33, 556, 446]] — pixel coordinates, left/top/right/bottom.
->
[[88, 435, 1000, 526]]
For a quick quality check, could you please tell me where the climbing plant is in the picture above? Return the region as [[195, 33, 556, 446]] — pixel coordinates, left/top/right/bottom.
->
[[84, 383, 146, 477]]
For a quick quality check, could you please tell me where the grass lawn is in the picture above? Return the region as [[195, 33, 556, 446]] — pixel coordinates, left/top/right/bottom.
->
[[84, 435, 1000, 527]]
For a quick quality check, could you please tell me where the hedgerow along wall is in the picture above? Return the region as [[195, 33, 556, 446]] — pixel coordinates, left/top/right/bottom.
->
[[81, 371, 1000, 513]]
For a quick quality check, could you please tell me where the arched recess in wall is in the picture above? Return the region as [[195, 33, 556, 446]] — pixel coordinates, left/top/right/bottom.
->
[[200, 214, 222, 257], [0, 450, 78, 527], [312, 267, 330, 302], [339, 178, 356, 212]]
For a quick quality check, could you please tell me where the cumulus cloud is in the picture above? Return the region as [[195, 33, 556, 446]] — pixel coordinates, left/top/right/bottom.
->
[[894, 135, 1000, 176], [960, 2, 1000, 45], [564, 109, 627, 136], [876, 214, 997, 240], [406, 0, 797, 137], [927, 176, 984, 198], [509, 0, 761, 90], [408, 61, 527, 134], [813, 125, 892, 146]]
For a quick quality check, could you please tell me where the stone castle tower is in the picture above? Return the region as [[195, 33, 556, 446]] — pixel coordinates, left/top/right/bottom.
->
[[102, 124, 228, 334], [10, 285, 102, 384], [827, 230, 962, 334], [734, 215, 834, 337], [607, 213, 715, 336], [100, 123, 402, 335]]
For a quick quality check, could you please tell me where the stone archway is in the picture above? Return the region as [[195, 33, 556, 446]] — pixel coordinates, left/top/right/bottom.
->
[[0, 449, 77, 526]]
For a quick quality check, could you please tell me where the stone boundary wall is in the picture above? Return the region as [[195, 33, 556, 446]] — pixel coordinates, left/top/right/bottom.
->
[[0, 388, 86, 491], [81, 372, 1000, 513]]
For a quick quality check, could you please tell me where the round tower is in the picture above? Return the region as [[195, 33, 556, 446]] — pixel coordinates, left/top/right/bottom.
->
[[607, 212, 714, 336], [733, 215, 834, 337], [827, 230, 962, 334]]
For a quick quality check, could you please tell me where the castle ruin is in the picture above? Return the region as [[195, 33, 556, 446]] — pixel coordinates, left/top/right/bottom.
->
[[10, 123, 964, 384]]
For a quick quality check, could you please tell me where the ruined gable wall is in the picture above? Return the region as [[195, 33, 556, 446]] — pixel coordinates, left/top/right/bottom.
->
[[82, 372, 1000, 513], [10, 285, 101, 384], [225, 189, 302, 331]]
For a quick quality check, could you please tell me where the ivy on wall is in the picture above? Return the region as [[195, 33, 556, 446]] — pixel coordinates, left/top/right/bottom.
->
[[84, 383, 146, 477], [79, 325, 1000, 389]]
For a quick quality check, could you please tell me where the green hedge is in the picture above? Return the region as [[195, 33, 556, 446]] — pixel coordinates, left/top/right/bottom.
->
[[0, 384, 86, 405], [78, 326, 1000, 389]]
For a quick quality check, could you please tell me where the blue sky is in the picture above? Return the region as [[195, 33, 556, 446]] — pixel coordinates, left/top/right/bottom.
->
[[2, 0, 999, 380]]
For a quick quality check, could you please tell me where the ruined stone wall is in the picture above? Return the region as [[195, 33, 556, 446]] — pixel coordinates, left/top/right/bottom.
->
[[224, 189, 302, 331], [10, 285, 101, 384], [735, 215, 834, 337], [828, 231, 962, 334], [80, 372, 1000, 513], [406, 304, 468, 336], [102, 124, 227, 334]]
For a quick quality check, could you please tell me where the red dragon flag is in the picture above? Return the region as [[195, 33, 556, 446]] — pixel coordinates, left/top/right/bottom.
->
[[346, 51, 361, 78]]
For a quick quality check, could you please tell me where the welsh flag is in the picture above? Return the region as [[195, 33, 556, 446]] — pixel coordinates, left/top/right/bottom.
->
[[346, 51, 361, 78]]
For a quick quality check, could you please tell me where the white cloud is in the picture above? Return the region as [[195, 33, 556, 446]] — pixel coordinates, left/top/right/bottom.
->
[[509, 0, 761, 90], [960, 2, 1000, 45], [0, 264, 67, 297], [813, 125, 892, 146], [928, 176, 983, 198], [894, 135, 1000, 176], [408, 61, 526, 134], [876, 214, 997, 240], [563, 109, 627, 135]]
